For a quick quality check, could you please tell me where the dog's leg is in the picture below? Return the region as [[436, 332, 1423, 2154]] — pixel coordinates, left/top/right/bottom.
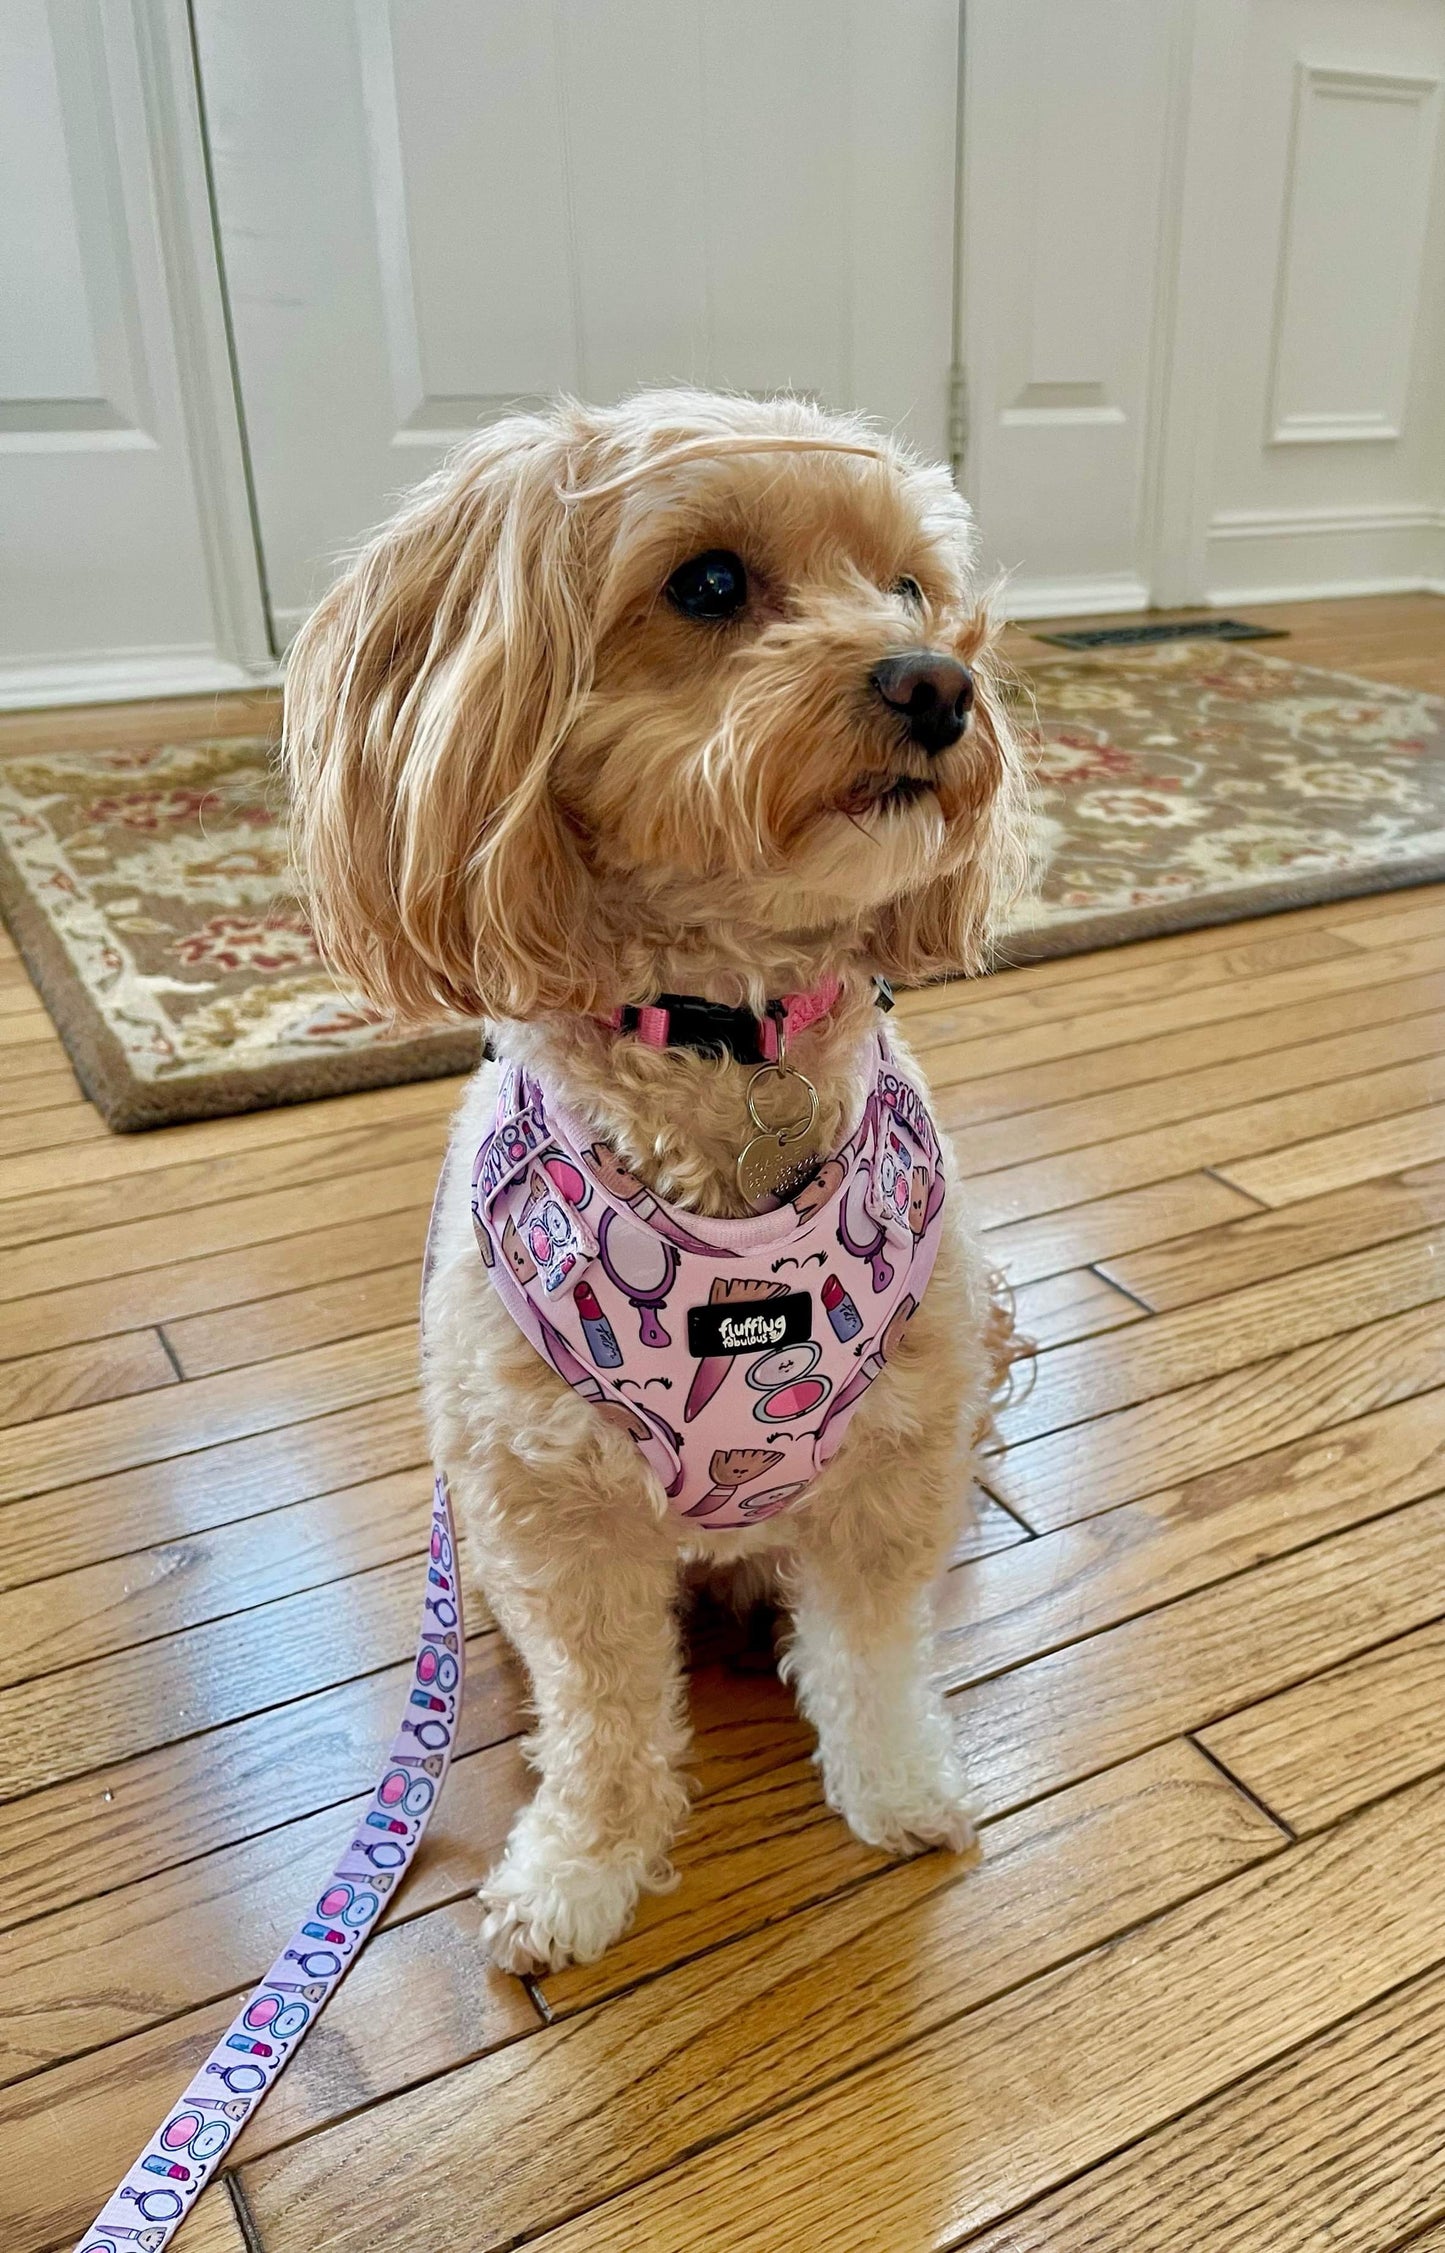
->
[[452, 1460, 689, 1974], [781, 1465, 976, 1860]]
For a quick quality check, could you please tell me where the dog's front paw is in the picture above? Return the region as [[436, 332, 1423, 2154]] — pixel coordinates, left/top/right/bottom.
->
[[825, 1743, 981, 1861], [479, 1847, 648, 1974]]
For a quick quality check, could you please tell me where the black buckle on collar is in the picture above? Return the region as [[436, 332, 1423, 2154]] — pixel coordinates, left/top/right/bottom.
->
[[616, 995, 772, 1064]]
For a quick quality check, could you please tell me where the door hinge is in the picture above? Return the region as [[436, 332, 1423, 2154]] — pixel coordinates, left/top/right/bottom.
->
[[947, 363, 969, 477]]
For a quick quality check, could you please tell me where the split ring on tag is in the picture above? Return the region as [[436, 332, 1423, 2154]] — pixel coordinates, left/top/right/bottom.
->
[[736, 1020, 822, 1210]]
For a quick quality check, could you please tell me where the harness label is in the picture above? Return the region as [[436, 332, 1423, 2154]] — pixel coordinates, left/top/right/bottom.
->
[[687, 1291, 813, 1358]]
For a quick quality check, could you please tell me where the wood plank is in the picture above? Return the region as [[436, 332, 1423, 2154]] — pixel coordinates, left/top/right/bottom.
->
[[241, 1769, 1445, 2253], [0, 1069, 457, 1214], [901, 897, 1400, 1017], [0, 1954, 534, 2253], [0, 1393, 428, 1590], [951, 1492, 1445, 1825], [0, 1733, 528, 2085], [226, 1749, 1275, 2253], [908, 926, 1359, 1045], [0, 1199, 430, 1360], [981, 1170, 1262, 1289], [997, 1228, 1445, 1446], [0, 1470, 430, 1687], [0, 685, 279, 755], [0, 1102, 103, 1162], [1101, 1159, 1445, 1310], [0, 1328, 175, 1427], [962, 1960, 1445, 2253], [0, 1065, 80, 1116], [0, 1005, 57, 1047], [0, 1629, 522, 1933], [0, 1553, 428, 1800], [912, 932, 1445, 1087], [166, 1260, 419, 1377], [1332, 896, 1445, 951], [1216, 1103, 1445, 1207], [0, 1121, 442, 1271], [937, 1390, 1445, 1691], [991, 1298, 1445, 1531], [930, 962, 1445, 1128], [940, 1002, 1445, 1170], [0, 1323, 419, 1508], [965, 1052, 1445, 1227], [951, 1488, 1029, 1563], [1199, 1618, 1445, 1834], [175, 2185, 254, 2253], [1007, 1266, 1144, 1350]]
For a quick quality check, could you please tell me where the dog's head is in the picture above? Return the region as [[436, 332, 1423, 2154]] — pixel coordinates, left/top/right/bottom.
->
[[284, 389, 1026, 1023]]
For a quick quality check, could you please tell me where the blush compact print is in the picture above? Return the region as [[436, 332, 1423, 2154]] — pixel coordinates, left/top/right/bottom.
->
[[472, 1042, 945, 1525], [746, 1341, 831, 1422]]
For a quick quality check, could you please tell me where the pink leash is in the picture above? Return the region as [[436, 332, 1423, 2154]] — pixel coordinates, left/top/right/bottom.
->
[[73, 1476, 463, 2251], [76, 1181, 466, 2253]]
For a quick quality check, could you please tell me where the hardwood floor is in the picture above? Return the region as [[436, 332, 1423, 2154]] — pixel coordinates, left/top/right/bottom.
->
[[1, 592, 1444, 2252]]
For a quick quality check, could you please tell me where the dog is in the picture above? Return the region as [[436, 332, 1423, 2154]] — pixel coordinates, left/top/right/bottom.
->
[[283, 389, 1028, 1973]]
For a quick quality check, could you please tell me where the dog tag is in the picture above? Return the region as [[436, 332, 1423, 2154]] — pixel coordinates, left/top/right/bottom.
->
[[736, 1052, 822, 1211], [737, 1130, 822, 1209]]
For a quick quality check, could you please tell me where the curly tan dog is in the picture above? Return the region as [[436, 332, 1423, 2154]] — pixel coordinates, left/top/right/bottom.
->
[[284, 389, 1027, 1973]]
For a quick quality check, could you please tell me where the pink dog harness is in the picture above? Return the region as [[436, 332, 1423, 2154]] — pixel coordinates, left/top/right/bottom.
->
[[471, 1036, 946, 1525]]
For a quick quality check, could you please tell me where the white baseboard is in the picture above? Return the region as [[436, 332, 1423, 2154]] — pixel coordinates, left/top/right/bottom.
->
[[1000, 572, 1151, 622], [1205, 504, 1445, 608], [0, 649, 281, 712]]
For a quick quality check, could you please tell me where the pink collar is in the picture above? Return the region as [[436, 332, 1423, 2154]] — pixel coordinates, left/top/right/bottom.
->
[[601, 976, 843, 1062]]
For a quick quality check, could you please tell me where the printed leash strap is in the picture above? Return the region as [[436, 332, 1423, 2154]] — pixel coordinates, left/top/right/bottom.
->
[[73, 1473, 465, 2253]]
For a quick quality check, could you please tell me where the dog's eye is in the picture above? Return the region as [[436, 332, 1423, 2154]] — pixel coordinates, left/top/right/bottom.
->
[[893, 575, 925, 608], [666, 550, 749, 622]]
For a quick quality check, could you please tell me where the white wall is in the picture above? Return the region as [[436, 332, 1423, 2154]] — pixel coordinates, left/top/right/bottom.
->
[[0, 0, 272, 708]]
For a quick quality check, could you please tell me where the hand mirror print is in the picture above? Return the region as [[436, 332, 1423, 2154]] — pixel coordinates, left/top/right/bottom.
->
[[596, 1208, 677, 1346]]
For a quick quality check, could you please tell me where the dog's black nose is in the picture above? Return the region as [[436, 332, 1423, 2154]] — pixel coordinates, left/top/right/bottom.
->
[[870, 650, 974, 753]]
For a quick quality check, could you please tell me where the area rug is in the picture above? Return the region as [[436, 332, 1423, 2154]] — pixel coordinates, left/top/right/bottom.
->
[[1, 641, 1441, 1130], [0, 730, 480, 1130], [1000, 640, 1445, 964]]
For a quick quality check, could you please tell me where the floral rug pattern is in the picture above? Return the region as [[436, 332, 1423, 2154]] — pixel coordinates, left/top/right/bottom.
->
[[0, 733, 478, 1128], [1007, 641, 1445, 955], [0, 642, 1441, 1127]]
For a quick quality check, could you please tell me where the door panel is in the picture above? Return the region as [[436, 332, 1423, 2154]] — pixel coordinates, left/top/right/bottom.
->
[[195, 0, 962, 635], [0, 0, 269, 703]]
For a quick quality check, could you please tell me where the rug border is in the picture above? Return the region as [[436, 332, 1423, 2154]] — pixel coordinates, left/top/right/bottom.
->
[[994, 852, 1445, 966], [0, 850, 481, 1132]]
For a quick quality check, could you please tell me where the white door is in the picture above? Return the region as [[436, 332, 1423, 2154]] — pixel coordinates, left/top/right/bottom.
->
[[959, 0, 1445, 618], [193, 0, 964, 642], [0, 0, 270, 706]]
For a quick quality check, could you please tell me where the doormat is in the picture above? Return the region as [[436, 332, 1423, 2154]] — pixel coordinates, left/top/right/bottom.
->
[[1, 640, 1441, 1128], [0, 728, 480, 1130], [1031, 616, 1288, 650], [999, 639, 1445, 963]]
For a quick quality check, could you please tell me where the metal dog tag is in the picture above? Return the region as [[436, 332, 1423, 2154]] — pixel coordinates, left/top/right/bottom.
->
[[736, 1130, 822, 1209]]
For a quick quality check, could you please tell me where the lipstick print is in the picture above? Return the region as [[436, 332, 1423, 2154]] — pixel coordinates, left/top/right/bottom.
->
[[821, 1272, 863, 1341], [575, 1277, 623, 1367]]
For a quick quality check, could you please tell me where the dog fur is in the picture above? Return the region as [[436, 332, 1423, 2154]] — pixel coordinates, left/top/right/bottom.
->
[[283, 389, 1028, 1973]]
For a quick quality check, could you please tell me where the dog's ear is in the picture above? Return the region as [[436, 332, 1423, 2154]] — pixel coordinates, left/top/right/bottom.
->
[[283, 411, 612, 1025], [867, 654, 1029, 985]]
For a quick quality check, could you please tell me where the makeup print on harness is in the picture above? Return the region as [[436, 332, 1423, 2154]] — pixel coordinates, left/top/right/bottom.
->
[[473, 1035, 946, 1525], [517, 1163, 595, 1295]]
